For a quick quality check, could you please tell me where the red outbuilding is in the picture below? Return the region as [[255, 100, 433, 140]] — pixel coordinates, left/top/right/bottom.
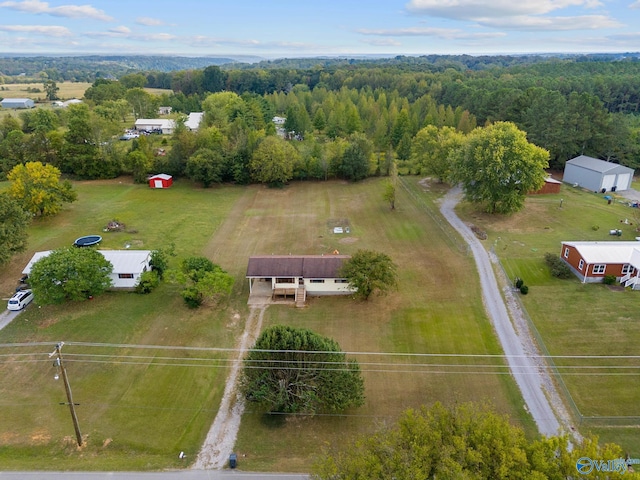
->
[[148, 174, 173, 189]]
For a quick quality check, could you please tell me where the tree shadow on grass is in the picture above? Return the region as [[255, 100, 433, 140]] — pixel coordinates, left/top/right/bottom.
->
[[260, 412, 287, 429]]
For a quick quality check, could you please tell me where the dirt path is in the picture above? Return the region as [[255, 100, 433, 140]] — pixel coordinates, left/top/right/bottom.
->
[[439, 186, 578, 439], [193, 305, 267, 470]]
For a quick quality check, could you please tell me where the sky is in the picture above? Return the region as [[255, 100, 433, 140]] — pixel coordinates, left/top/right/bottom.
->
[[0, 0, 639, 58]]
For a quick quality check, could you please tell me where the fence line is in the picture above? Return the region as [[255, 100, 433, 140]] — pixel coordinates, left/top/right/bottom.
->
[[398, 177, 469, 255], [492, 248, 640, 428]]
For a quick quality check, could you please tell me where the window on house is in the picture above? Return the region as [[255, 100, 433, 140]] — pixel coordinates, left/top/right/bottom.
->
[[118, 273, 134, 279], [592, 264, 605, 274], [578, 259, 584, 270], [310, 279, 325, 284], [334, 279, 348, 283], [275, 278, 295, 284], [564, 248, 569, 259], [622, 264, 632, 275]]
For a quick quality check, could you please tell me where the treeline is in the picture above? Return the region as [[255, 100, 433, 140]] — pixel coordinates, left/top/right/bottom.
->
[[0, 55, 238, 83], [2, 56, 640, 188]]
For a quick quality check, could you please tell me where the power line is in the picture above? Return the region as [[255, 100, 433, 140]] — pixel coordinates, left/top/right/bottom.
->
[[1, 340, 640, 360]]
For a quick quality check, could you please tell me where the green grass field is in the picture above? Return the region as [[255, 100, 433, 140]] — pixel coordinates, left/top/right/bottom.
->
[[0, 177, 532, 471], [456, 181, 640, 451]]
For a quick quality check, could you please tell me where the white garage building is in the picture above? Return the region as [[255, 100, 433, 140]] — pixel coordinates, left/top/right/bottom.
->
[[563, 155, 635, 192]]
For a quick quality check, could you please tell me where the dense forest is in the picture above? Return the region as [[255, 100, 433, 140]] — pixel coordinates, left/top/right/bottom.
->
[[1, 54, 639, 189]]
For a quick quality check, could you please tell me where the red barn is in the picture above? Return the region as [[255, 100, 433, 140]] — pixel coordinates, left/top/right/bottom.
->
[[530, 176, 562, 195], [148, 174, 173, 189]]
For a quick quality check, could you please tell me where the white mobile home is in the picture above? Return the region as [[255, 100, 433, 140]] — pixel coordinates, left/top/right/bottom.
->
[[23, 250, 152, 290]]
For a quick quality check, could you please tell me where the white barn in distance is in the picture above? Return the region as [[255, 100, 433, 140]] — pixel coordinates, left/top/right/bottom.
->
[[1, 98, 34, 109], [563, 155, 635, 192]]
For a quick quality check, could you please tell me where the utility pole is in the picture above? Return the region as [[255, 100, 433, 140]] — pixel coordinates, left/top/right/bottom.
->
[[50, 342, 83, 447]]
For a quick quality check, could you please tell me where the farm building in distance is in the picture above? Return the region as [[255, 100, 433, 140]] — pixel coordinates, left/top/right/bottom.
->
[[134, 118, 175, 134], [185, 112, 204, 131], [560, 241, 640, 289], [562, 155, 634, 192], [22, 250, 152, 290], [246, 255, 355, 305], [148, 174, 173, 189], [1, 98, 34, 109]]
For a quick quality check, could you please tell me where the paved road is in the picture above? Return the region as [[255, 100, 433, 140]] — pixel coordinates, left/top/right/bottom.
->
[[0, 473, 308, 480], [0, 308, 20, 331], [439, 187, 562, 436]]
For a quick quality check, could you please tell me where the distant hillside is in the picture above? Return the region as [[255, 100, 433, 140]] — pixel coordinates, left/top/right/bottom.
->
[[0, 55, 262, 82]]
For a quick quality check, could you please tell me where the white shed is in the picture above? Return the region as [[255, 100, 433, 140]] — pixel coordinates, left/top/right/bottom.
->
[[1, 98, 35, 109], [134, 119, 175, 134], [563, 155, 635, 192]]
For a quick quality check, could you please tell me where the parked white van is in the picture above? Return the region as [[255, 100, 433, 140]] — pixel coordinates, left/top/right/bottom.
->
[[7, 289, 34, 311]]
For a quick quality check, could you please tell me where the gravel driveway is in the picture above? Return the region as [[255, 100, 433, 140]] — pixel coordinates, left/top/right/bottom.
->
[[439, 186, 577, 438]]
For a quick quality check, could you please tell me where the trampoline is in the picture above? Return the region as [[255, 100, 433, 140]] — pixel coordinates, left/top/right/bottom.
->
[[74, 235, 102, 247]]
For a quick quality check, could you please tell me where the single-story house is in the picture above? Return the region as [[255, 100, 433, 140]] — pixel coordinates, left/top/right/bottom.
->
[[134, 118, 175, 134], [1, 98, 34, 109], [158, 106, 173, 115], [185, 112, 204, 131], [148, 174, 173, 189], [23, 250, 152, 290], [563, 155, 634, 192], [560, 241, 640, 289], [530, 176, 562, 195], [246, 255, 355, 299]]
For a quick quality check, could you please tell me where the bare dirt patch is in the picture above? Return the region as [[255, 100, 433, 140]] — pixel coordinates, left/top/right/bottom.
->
[[338, 237, 359, 244]]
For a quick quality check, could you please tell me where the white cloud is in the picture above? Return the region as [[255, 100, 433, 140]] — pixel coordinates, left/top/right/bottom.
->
[[406, 0, 602, 19], [0, 24, 72, 36], [630, 0, 640, 8], [0, 0, 112, 21], [136, 16, 164, 26], [357, 26, 506, 40], [479, 14, 622, 30], [84, 29, 176, 42]]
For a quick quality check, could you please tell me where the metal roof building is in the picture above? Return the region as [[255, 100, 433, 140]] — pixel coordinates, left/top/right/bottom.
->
[[1, 98, 34, 109], [563, 155, 634, 192]]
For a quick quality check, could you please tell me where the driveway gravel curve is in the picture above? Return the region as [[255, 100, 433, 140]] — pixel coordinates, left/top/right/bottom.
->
[[439, 186, 577, 438]]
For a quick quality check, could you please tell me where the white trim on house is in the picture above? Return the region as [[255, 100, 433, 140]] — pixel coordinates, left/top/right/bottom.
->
[[246, 255, 356, 296]]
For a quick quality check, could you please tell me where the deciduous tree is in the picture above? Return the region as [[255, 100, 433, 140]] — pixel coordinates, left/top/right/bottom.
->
[[249, 135, 299, 186], [340, 249, 398, 300], [450, 122, 549, 214], [185, 148, 225, 187], [29, 247, 113, 304], [313, 402, 629, 480], [7, 161, 77, 216], [241, 325, 365, 414], [0, 193, 30, 265]]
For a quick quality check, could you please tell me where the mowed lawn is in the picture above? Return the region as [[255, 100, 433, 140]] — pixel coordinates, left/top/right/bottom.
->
[[455, 182, 640, 451], [0, 176, 531, 471], [0, 178, 247, 470], [231, 178, 532, 472]]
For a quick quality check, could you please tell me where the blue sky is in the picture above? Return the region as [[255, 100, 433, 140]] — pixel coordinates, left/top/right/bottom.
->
[[0, 0, 639, 58]]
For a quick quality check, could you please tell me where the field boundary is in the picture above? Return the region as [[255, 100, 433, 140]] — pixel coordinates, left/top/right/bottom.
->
[[492, 248, 640, 427], [398, 177, 469, 255]]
